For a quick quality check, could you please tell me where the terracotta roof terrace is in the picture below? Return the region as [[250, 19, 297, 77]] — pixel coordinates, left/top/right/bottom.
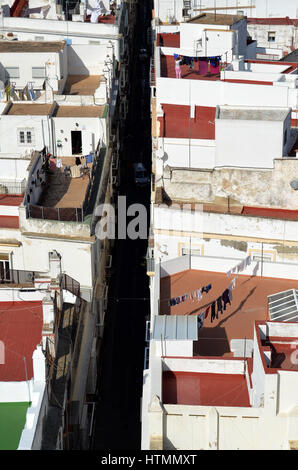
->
[[160, 269, 298, 357]]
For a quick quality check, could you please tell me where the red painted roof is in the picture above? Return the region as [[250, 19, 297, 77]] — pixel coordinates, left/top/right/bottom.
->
[[0, 216, 19, 229], [159, 104, 216, 139], [0, 195, 23, 206], [222, 78, 273, 86], [247, 17, 298, 26], [163, 371, 250, 407], [242, 206, 298, 221], [157, 33, 180, 48], [0, 301, 43, 381]]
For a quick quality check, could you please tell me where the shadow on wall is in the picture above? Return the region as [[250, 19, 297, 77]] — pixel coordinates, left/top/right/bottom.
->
[[194, 326, 230, 356]]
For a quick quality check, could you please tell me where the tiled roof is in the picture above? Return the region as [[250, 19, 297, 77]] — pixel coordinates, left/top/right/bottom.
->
[[247, 17, 298, 26]]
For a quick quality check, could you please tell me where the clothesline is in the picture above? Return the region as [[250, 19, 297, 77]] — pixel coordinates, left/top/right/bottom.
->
[[197, 275, 237, 328]]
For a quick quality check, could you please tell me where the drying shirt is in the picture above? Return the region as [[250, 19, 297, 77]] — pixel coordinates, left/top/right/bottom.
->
[[217, 296, 223, 315], [222, 289, 231, 310], [211, 302, 216, 322]]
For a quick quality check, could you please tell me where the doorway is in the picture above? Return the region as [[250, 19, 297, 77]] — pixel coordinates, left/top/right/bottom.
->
[[71, 130, 82, 155]]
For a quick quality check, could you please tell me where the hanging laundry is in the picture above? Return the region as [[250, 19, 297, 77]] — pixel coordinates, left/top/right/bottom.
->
[[227, 269, 232, 278], [245, 255, 251, 267], [202, 284, 212, 294], [196, 289, 202, 301], [228, 286, 233, 302], [197, 311, 205, 329], [205, 305, 210, 319], [211, 302, 216, 323], [222, 289, 231, 310], [216, 296, 223, 316], [253, 261, 259, 277]]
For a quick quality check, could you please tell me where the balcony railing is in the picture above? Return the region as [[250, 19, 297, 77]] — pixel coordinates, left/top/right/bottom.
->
[[60, 273, 80, 298], [0, 269, 35, 285]]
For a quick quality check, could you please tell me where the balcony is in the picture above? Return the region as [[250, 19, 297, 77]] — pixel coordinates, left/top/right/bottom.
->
[[0, 269, 35, 285]]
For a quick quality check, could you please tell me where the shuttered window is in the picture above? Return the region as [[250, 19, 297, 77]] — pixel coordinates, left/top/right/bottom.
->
[[32, 67, 46, 79]]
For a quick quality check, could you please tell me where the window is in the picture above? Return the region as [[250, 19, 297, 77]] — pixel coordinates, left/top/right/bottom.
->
[[237, 10, 244, 15], [179, 243, 204, 257], [249, 249, 276, 263], [5, 67, 20, 79], [32, 67, 46, 79], [0, 254, 10, 282], [35, 36, 44, 41], [89, 40, 100, 45], [17, 128, 35, 146], [268, 32, 276, 42]]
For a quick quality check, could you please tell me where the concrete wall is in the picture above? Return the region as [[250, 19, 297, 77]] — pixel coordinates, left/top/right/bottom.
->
[[161, 158, 298, 209], [247, 24, 298, 53]]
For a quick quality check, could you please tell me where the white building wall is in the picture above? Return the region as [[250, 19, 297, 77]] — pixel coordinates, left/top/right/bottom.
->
[[67, 44, 114, 76], [52, 116, 106, 157], [156, 76, 296, 110], [0, 114, 51, 155], [215, 118, 284, 169], [0, 51, 63, 90]]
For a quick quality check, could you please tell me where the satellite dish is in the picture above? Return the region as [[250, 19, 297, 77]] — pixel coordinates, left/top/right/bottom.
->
[[290, 180, 298, 190]]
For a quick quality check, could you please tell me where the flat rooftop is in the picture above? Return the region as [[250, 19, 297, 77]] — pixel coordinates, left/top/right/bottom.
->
[[187, 13, 245, 25], [218, 107, 290, 121], [53, 105, 105, 118], [0, 41, 66, 53], [163, 371, 250, 407], [161, 55, 220, 81], [3, 103, 54, 116], [0, 301, 42, 381], [63, 75, 103, 96], [38, 157, 92, 209], [160, 270, 298, 357], [0, 402, 30, 450]]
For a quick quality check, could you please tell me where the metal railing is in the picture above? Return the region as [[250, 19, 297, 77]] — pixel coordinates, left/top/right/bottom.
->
[[0, 269, 35, 285], [0, 179, 26, 195], [60, 273, 80, 298], [27, 205, 84, 222]]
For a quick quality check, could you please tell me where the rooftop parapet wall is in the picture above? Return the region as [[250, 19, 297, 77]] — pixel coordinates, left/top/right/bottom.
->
[[18, 205, 92, 239], [161, 157, 298, 210]]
